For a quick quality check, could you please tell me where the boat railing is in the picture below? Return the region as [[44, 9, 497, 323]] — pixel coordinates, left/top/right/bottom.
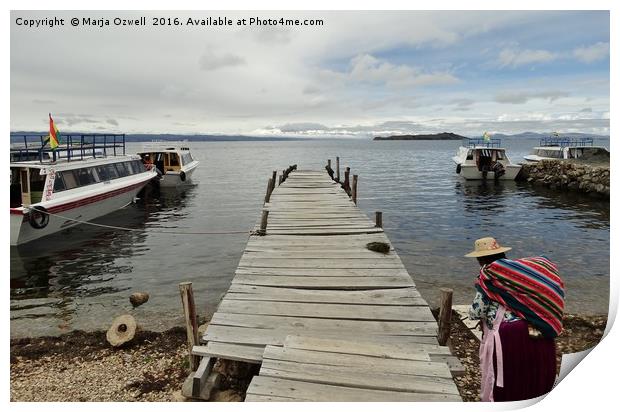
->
[[466, 138, 502, 148], [539, 136, 594, 147], [9, 133, 126, 163]]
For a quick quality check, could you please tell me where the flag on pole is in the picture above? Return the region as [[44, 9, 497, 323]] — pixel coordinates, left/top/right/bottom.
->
[[483, 131, 491, 142], [48, 113, 60, 149]]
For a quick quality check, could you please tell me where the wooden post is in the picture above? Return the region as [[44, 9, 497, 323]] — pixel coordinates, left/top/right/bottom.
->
[[264, 178, 274, 204], [437, 288, 453, 346], [375, 211, 383, 228], [343, 167, 351, 195], [271, 170, 277, 190], [278, 174, 283, 186], [259, 210, 269, 235], [327, 159, 331, 169], [179, 282, 200, 371], [352, 174, 358, 204], [336, 156, 340, 181]]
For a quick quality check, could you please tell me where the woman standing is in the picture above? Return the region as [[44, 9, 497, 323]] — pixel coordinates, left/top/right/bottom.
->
[[466, 237, 565, 401]]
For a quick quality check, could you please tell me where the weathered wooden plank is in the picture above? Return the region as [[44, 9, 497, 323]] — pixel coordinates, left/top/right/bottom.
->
[[283, 335, 451, 358], [259, 360, 459, 395], [217, 300, 436, 322], [262, 345, 452, 377], [209, 313, 438, 335], [203, 326, 440, 347], [192, 342, 264, 364], [246, 376, 462, 402], [232, 274, 414, 289], [238, 258, 405, 269], [234, 267, 411, 278], [225, 284, 424, 305]]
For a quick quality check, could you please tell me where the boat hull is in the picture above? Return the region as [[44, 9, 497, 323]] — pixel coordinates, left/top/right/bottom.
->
[[10, 181, 150, 246], [158, 165, 197, 187], [457, 165, 521, 181]]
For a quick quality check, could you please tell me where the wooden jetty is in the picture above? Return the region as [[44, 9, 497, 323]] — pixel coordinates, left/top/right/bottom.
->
[[191, 166, 463, 401]]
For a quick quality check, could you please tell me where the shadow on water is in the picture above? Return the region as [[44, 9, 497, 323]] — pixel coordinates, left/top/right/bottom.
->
[[10, 184, 198, 325]]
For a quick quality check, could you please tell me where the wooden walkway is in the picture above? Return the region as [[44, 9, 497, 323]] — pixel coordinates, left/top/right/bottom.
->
[[196, 169, 462, 401]]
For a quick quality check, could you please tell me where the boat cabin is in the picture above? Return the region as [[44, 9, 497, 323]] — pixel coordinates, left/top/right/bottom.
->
[[9, 134, 144, 208], [138, 146, 194, 175]]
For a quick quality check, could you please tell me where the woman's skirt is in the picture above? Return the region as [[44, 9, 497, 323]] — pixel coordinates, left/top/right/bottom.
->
[[492, 320, 557, 401]]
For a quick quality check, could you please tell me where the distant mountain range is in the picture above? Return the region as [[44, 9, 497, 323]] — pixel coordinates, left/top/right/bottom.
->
[[374, 132, 464, 141], [374, 132, 609, 141]]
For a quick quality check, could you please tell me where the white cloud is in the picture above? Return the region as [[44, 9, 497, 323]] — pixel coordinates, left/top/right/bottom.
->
[[573, 42, 609, 63], [348, 54, 458, 88], [198, 48, 246, 71], [497, 48, 557, 68], [494, 90, 570, 104]]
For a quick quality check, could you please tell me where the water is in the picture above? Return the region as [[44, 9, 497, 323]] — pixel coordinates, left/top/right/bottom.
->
[[10, 139, 610, 338]]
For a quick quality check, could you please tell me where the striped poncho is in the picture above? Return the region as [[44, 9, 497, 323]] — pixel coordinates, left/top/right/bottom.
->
[[475, 256, 565, 338]]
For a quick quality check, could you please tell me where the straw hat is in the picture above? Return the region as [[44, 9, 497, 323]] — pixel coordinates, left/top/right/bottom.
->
[[465, 237, 512, 258]]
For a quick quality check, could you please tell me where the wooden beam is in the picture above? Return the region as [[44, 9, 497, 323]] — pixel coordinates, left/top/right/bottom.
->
[[179, 282, 200, 371], [437, 288, 453, 346]]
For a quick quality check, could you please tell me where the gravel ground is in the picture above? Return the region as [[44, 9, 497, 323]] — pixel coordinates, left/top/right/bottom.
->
[[10, 314, 607, 402]]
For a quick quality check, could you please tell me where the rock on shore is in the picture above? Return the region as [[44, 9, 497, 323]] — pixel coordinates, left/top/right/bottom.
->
[[519, 160, 609, 198]]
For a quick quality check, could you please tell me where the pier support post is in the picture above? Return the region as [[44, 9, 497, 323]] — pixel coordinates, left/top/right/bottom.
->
[[178, 282, 200, 371], [327, 159, 331, 169], [375, 211, 383, 228], [336, 156, 340, 182], [271, 170, 277, 190], [352, 175, 358, 204], [438, 288, 453, 346], [264, 178, 274, 204], [259, 210, 269, 235], [343, 167, 351, 195]]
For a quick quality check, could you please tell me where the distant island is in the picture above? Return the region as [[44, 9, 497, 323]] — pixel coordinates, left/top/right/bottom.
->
[[373, 132, 465, 141]]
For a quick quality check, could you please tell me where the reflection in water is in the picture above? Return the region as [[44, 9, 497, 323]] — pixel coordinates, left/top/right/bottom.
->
[[10, 140, 610, 337]]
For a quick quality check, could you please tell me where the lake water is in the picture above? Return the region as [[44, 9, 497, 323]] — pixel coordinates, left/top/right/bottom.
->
[[10, 138, 610, 338]]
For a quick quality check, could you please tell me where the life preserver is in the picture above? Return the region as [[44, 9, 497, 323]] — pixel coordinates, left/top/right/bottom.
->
[[456, 164, 462, 174], [179, 171, 186, 182], [28, 206, 50, 229]]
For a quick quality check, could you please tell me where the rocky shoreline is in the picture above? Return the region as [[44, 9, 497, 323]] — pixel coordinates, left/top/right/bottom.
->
[[518, 160, 610, 199], [10, 313, 607, 402]]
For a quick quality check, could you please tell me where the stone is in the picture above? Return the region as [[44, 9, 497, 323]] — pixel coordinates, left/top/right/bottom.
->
[[129, 292, 149, 307], [106, 314, 138, 347]]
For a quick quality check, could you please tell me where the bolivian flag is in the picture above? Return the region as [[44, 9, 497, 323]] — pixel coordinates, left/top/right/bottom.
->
[[48, 113, 60, 149]]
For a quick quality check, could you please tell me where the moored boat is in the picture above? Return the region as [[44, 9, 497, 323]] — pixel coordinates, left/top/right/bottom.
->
[[523, 135, 609, 163], [10, 134, 157, 246], [137, 143, 199, 187], [452, 137, 522, 180]]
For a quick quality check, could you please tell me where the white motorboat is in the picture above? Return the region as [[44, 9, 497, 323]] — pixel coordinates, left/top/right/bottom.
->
[[137, 143, 199, 187], [523, 135, 609, 163], [452, 138, 522, 180], [10, 134, 157, 246]]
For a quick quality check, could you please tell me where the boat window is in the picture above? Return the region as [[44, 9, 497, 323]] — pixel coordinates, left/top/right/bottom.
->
[[169, 153, 180, 167], [115, 162, 130, 177], [53, 173, 66, 192], [95, 166, 110, 181], [76, 168, 97, 186], [105, 164, 120, 180], [61, 170, 79, 190], [125, 161, 135, 175], [10, 169, 22, 207], [132, 160, 145, 173], [29, 170, 46, 203], [466, 151, 473, 160]]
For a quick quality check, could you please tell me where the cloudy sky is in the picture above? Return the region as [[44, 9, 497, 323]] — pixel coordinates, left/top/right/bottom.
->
[[10, 10, 610, 137]]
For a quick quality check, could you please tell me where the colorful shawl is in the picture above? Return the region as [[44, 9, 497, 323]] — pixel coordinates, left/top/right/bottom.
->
[[475, 256, 565, 338]]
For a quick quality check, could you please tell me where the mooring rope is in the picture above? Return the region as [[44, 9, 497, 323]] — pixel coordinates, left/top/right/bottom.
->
[[24, 207, 252, 235]]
